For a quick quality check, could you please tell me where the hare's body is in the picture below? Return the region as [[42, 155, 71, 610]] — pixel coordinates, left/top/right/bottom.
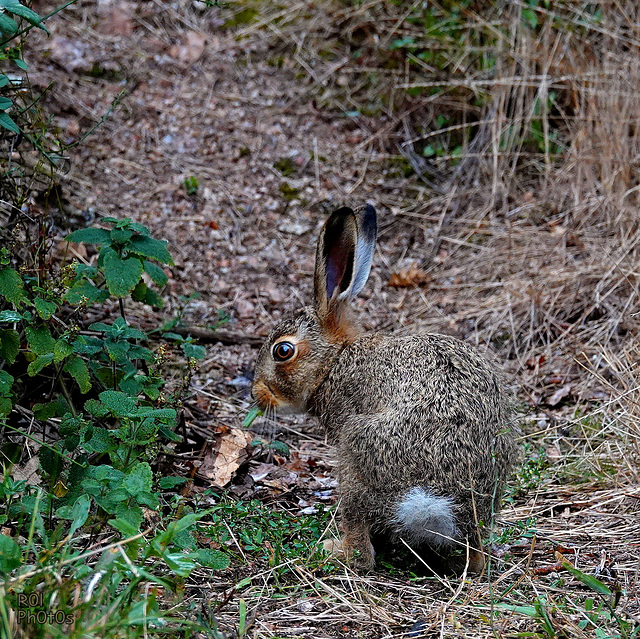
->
[[252, 205, 518, 572], [310, 332, 516, 565]]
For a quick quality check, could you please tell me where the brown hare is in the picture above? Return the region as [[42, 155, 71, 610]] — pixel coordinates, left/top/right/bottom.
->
[[252, 204, 518, 572]]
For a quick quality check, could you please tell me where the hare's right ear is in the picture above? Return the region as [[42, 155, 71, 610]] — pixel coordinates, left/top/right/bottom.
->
[[313, 204, 377, 318]]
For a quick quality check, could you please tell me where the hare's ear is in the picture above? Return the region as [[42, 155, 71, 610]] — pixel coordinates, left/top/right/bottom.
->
[[314, 204, 377, 316]]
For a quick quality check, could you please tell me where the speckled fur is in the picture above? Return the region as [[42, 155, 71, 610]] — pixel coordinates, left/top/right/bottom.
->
[[252, 205, 519, 572]]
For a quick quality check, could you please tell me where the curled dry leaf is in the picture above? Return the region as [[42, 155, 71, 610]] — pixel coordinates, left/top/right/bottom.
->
[[547, 384, 572, 406], [196, 426, 254, 487]]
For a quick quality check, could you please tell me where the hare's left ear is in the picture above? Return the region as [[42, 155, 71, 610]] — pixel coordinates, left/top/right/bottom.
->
[[313, 204, 377, 317]]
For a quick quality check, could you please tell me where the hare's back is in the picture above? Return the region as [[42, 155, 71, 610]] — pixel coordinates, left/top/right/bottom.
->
[[323, 333, 506, 422]]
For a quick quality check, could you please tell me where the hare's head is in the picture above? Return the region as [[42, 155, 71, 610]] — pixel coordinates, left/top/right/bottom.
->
[[252, 204, 377, 413]]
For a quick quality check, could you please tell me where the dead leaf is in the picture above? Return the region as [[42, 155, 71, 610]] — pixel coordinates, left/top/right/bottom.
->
[[388, 262, 431, 288], [547, 384, 572, 406], [196, 427, 254, 487], [12, 456, 41, 486]]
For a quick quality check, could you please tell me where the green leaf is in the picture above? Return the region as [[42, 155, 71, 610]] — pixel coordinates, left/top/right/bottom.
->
[[0, 310, 22, 322], [83, 427, 115, 454], [124, 462, 153, 495], [182, 342, 206, 359], [0, 14, 18, 39], [69, 495, 91, 535], [0, 397, 12, 417], [25, 325, 55, 355], [143, 260, 168, 286], [131, 281, 163, 308], [559, 558, 613, 596], [0, 534, 21, 574], [128, 236, 173, 265], [0, 111, 19, 134], [0, 97, 12, 109], [98, 390, 136, 417], [0, 267, 26, 305], [110, 228, 133, 244], [0, 329, 20, 365], [192, 548, 230, 570], [109, 517, 138, 537], [2, 0, 48, 32], [13, 59, 26, 70], [243, 406, 263, 428], [161, 552, 196, 578], [135, 491, 159, 509], [103, 251, 144, 297], [53, 339, 73, 363], [522, 8, 538, 29], [65, 227, 111, 245], [64, 355, 91, 393], [34, 296, 57, 320], [158, 476, 187, 490], [64, 280, 110, 305], [27, 353, 54, 375]]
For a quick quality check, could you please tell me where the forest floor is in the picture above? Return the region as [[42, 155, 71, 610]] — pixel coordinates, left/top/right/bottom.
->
[[24, 1, 640, 637]]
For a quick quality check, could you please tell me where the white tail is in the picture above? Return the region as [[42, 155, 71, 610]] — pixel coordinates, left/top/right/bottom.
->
[[394, 487, 458, 547]]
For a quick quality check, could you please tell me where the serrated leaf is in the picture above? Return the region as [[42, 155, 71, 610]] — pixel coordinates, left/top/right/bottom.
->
[[25, 325, 55, 355], [0, 310, 22, 322], [0, 111, 19, 134], [0, 397, 12, 417], [0, 267, 26, 305], [193, 548, 230, 570], [0, 329, 20, 365], [83, 427, 115, 454], [64, 280, 110, 305], [110, 228, 132, 244], [124, 462, 153, 495], [84, 398, 109, 418], [103, 252, 143, 297], [34, 297, 57, 320], [64, 355, 91, 393], [135, 491, 159, 509], [128, 236, 173, 265], [53, 339, 73, 363], [182, 342, 206, 359], [143, 260, 168, 286], [98, 390, 136, 417], [65, 227, 111, 245], [28, 353, 54, 375], [131, 281, 164, 308]]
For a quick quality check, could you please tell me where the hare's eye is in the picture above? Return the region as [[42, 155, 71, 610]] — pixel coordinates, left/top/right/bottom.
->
[[273, 341, 295, 362]]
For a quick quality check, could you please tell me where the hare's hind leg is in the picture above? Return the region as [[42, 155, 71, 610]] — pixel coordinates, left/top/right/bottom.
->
[[342, 519, 375, 571]]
